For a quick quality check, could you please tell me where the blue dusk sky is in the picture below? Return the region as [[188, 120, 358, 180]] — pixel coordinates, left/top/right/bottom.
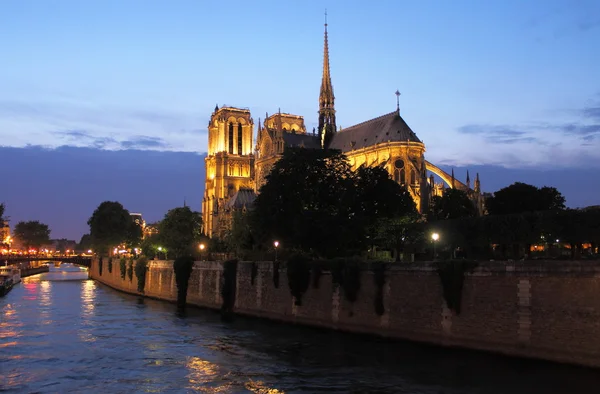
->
[[1, 0, 600, 239]]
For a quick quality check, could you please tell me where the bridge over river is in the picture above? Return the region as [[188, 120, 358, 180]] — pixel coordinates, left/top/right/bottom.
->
[[1, 255, 92, 268]]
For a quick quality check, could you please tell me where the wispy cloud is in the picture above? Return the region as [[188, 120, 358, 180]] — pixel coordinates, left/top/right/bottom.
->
[[0, 98, 209, 152]]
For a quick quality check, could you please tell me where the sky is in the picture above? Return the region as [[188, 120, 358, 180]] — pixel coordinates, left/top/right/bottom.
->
[[1, 0, 600, 239]]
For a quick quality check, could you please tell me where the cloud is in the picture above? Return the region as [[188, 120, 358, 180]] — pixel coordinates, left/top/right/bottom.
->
[[456, 124, 539, 144], [561, 123, 600, 136], [121, 136, 170, 150], [0, 98, 209, 152], [583, 106, 600, 121]]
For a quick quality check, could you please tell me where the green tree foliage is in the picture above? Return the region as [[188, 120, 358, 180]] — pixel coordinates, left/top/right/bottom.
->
[[486, 182, 566, 215], [0, 203, 5, 222], [87, 201, 135, 255], [429, 188, 476, 221], [427, 208, 600, 260], [54, 238, 70, 254], [251, 148, 417, 258], [14, 221, 51, 250], [77, 234, 93, 253], [158, 206, 202, 258], [225, 210, 254, 256], [140, 233, 161, 259], [371, 215, 424, 261]]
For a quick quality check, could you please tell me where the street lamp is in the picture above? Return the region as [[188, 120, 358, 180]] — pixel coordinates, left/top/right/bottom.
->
[[199, 243, 206, 261], [432, 233, 439, 261], [158, 246, 162, 260], [274, 241, 279, 262]]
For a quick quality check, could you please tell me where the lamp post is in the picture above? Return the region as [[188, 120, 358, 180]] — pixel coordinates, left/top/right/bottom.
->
[[158, 246, 162, 260], [432, 233, 439, 261], [274, 241, 279, 262], [199, 243, 206, 261]]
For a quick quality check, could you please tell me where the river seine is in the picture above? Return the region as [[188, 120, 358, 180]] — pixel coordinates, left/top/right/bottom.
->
[[2, 265, 600, 393]]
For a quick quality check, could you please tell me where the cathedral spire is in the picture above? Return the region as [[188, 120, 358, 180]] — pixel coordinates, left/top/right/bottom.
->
[[475, 172, 481, 193], [318, 10, 336, 148], [466, 170, 471, 189], [451, 169, 455, 189]]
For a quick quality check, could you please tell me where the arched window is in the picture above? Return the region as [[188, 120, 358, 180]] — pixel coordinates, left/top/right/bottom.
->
[[400, 169, 405, 184], [410, 169, 416, 184], [237, 123, 243, 155], [228, 123, 234, 154], [394, 169, 399, 182]]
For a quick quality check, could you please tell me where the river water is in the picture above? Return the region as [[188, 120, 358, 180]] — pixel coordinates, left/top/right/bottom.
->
[[2, 265, 600, 393]]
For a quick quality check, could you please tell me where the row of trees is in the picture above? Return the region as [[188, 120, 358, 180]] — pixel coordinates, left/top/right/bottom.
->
[[1, 202, 52, 250], [222, 147, 594, 261], [87, 201, 203, 259]]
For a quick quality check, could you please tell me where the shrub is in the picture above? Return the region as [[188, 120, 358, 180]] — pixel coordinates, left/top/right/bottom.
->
[[436, 260, 478, 315], [272, 261, 280, 288], [371, 262, 388, 316], [173, 256, 195, 310], [134, 257, 149, 293], [286, 254, 311, 306], [107, 257, 113, 274], [250, 262, 258, 285], [221, 259, 238, 318], [98, 257, 103, 276], [119, 258, 127, 280], [328, 258, 362, 303], [127, 259, 134, 282]]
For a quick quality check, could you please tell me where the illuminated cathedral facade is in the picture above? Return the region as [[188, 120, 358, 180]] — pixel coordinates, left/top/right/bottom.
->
[[202, 23, 484, 238]]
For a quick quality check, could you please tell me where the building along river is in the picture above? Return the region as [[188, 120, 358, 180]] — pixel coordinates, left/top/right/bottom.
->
[[2, 264, 600, 393]]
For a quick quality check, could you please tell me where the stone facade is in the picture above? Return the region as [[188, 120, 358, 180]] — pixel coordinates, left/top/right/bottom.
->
[[91, 258, 600, 369]]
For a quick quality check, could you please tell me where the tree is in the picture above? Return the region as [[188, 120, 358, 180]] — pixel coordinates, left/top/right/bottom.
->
[[87, 201, 134, 255], [0, 203, 5, 223], [77, 234, 93, 253], [251, 148, 418, 258], [371, 214, 424, 261], [225, 210, 254, 256], [158, 206, 202, 258], [140, 233, 161, 259], [486, 182, 566, 215], [14, 221, 51, 250], [55, 238, 69, 254], [429, 188, 476, 221]]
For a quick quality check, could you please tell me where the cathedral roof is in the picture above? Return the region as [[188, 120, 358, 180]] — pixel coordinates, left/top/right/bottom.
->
[[225, 188, 257, 210], [328, 111, 422, 152], [282, 132, 321, 149]]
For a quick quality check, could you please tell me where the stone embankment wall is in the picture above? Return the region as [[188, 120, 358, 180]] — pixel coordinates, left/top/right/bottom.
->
[[21, 266, 50, 278], [90, 259, 600, 368]]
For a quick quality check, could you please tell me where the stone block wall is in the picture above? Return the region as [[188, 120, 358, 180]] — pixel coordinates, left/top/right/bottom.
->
[[90, 258, 600, 368]]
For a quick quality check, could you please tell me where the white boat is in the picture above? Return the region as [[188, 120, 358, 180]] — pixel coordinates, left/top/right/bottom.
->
[[0, 265, 21, 285]]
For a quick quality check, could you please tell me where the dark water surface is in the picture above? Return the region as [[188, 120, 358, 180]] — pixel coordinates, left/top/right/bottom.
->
[[2, 265, 600, 393]]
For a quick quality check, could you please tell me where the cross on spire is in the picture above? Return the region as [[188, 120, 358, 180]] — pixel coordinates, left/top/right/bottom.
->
[[395, 90, 401, 113], [325, 9, 327, 27]]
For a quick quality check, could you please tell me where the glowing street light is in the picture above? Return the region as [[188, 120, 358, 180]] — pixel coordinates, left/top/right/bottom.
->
[[432, 233, 440, 261], [274, 241, 280, 262], [199, 243, 206, 261]]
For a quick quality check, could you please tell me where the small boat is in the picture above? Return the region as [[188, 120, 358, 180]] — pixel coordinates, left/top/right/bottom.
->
[[0, 266, 21, 297], [0, 274, 14, 297], [0, 265, 21, 284]]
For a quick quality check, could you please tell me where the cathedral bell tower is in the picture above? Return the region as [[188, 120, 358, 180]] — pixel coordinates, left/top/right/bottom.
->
[[202, 105, 254, 237], [318, 14, 336, 149]]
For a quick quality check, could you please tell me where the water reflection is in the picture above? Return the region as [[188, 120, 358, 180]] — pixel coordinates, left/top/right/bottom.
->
[[3, 265, 600, 393]]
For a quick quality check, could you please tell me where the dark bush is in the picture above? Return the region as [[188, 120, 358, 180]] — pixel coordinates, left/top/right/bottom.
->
[[221, 259, 238, 319], [436, 260, 478, 314], [98, 257, 103, 276], [119, 258, 127, 280], [134, 257, 149, 293], [286, 254, 311, 306], [173, 256, 195, 310], [107, 257, 113, 274], [371, 262, 388, 316], [127, 259, 134, 282]]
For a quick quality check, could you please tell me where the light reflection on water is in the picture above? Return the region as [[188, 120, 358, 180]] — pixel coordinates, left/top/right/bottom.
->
[[1, 265, 600, 393]]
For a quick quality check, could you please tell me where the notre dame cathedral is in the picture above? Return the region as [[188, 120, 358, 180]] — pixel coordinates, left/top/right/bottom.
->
[[202, 22, 484, 238]]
